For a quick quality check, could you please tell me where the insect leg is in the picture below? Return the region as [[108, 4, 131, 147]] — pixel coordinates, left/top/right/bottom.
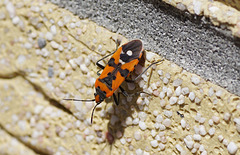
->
[[113, 93, 119, 106], [125, 60, 164, 83], [96, 51, 115, 69]]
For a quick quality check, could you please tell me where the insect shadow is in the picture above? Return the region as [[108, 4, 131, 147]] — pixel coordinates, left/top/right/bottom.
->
[[103, 51, 148, 145]]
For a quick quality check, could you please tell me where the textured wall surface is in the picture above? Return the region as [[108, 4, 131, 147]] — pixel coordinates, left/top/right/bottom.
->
[[0, 0, 239, 155], [49, 0, 240, 96]]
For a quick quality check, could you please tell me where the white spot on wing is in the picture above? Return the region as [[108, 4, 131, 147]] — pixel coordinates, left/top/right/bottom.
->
[[126, 50, 132, 56], [119, 59, 125, 65]]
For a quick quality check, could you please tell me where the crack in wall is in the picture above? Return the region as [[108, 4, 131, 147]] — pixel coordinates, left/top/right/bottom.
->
[[0, 125, 49, 155]]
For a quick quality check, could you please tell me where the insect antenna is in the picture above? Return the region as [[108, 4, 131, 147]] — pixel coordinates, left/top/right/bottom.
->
[[63, 98, 95, 102], [91, 103, 100, 124]]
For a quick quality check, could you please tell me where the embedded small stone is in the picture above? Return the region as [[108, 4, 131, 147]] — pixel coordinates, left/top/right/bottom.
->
[[139, 121, 147, 130], [38, 38, 46, 49], [158, 70, 163, 76], [199, 125, 207, 136], [45, 32, 53, 41], [188, 92, 195, 101], [208, 127, 215, 136], [162, 118, 171, 127], [150, 140, 158, 148], [227, 142, 238, 154], [175, 144, 183, 152], [191, 75, 200, 85], [216, 90, 222, 97], [181, 87, 189, 95], [218, 135, 224, 142], [173, 78, 182, 87], [169, 96, 177, 105], [193, 134, 201, 141], [224, 113, 231, 122], [50, 41, 59, 49], [175, 86, 181, 96], [134, 130, 142, 141], [156, 115, 163, 123], [181, 119, 186, 128]]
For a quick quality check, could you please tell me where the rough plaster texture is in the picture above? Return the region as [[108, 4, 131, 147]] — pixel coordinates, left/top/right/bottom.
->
[[49, 0, 240, 96]]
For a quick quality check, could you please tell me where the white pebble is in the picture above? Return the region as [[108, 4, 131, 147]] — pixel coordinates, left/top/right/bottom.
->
[[50, 41, 59, 49], [188, 92, 195, 101], [208, 87, 214, 97], [125, 116, 133, 125], [199, 145, 205, 152], [146, 52, 155, 62], [178, 95, 185, 105], [163, 77, 169, 84], [208, 119, 213, 126], [234, 117, 240, 125], [212, 116, 220, 124], [184, 139, 194, 149], [133, 118, 139, 125], [158, 70, 163, 76], [218, 135, 224, 142], [59, 72, 66, 79], [150, 140, 158, 148], [120, 138, 126, 145], [151, 130, 157, 137], [17, 55, 26, 64], [135, 149, 143, 155], [159, 91, 165, 99], [153, 110, 158, 117], [193, 134, 201, 141], [159, 143, 165, 150], [227, 142, 238, 154], [138, 112, 147, 121], [216, 90, 222, 97], [199, 117, 206, 124], [181, 87, 189, 95], [181, 119, 186, 128], [162, 118, 171, 128], [156, 115, 163, 123], [6, 2, 15, 18], [139, 121, 147, 130], [24, 42, 32, 49], [199, 125, 207, 136], [208, 127, 215, 136], [160, 99, 166, 107], [223, 139, 229, 146], [173, 78, 182, 87], [80, 64, 89, 74], [191, 76, 200, 85], [175, 144, 183, 152], [12, 16, 20, 25], [50, 25, 57, 35], [45, 32, 53, 41], [167, 88, 173, 97], [224, 113, 231, 122], [169, 96, 178, 105], [159, 124, 166, 131], [175, 86, 181, 96], [34, 105, 43, 114], [134, 130, 142, 141], [164, 110, 172, 118], [193, 0, 202, 15], [165, 73, 171, 79]]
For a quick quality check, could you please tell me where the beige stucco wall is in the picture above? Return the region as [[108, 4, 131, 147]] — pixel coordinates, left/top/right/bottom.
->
[[0, 0, 239, 154]]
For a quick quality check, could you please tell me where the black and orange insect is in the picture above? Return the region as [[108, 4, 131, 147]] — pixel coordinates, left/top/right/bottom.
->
[[64, 40, 162, 123]]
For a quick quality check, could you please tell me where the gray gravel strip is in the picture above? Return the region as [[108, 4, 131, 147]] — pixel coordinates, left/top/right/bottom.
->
[[49, 0, 240, 96]]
